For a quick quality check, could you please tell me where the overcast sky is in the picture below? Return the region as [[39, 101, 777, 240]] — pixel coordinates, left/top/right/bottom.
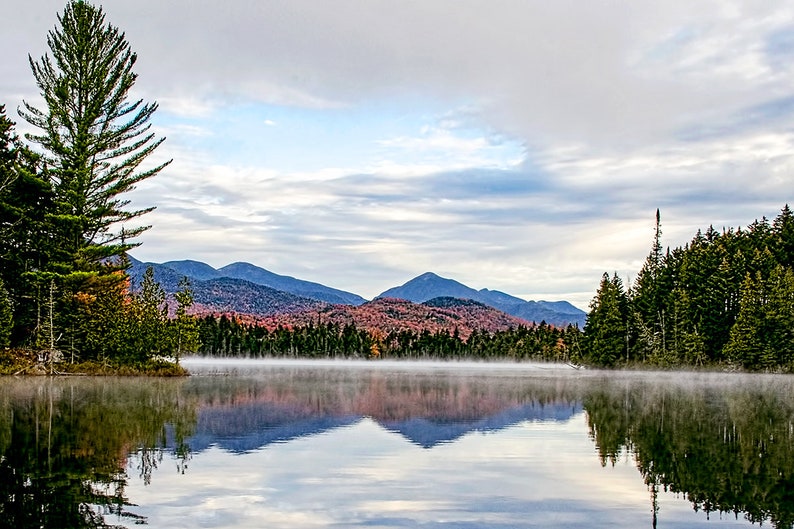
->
[[3, 1, 794, 308]]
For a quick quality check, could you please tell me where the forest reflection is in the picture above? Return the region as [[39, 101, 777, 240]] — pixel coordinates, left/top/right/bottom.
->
[[585, 373, 794, 529], [0, 377, 196, 528], [0, 367, 793, 528]]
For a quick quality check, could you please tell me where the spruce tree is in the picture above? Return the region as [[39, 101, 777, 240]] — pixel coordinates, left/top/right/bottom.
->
[[584, 273, 629, 366], [631, 209, 666, 360], [172, 277, 200, 363], [0, 105, 53, 345], [125, 267, 168, 365], [0, 105, 17, 193]]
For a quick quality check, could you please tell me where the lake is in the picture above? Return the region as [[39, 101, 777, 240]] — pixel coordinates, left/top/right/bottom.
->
[[0, 359, 792, 528]]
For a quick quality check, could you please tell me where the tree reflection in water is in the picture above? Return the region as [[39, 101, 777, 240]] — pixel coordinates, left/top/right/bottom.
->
[[0, 378, 195, 528], [585, 373, 794, 529]]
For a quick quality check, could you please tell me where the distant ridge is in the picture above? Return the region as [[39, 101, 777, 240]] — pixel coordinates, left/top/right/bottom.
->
[[126, 257, 585, 327], [377, 272, 585, 327], [139, 257, 366, 306], [162, 259, 221, 281], [128, 257, 326, 316]]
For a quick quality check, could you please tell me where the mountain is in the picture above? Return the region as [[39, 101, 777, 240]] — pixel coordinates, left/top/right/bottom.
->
[[191, 277, 326, 316], [130, 256, 365, 306], [378, 272, 477, 301], [130, 257, 367, 306], [126, 257, 585, 327], [377, 272, 585, 327], [216, 262, 366, 306], [128, 257, 327, 316], [128, 256, 191, 292], [161, 259, 221, 281]]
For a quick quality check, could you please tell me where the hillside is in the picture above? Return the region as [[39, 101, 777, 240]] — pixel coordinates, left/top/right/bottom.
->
[[254, 297, 531, 340], [152, 258, 366, 305], [191, 278, 326, 316]]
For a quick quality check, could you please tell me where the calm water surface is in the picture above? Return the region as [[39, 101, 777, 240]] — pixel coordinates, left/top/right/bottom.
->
[[0, 359, 792, 528]]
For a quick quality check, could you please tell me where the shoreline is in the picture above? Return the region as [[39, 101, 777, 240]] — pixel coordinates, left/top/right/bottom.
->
[[0, 348, 188, 376]]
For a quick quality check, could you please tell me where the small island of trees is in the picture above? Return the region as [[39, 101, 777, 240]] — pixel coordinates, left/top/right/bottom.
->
[[0, 1, 197, 374]]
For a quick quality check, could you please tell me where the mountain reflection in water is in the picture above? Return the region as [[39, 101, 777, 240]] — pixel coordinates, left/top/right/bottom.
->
[[181, 365, 583, 451], [0, 361, 792, 528]]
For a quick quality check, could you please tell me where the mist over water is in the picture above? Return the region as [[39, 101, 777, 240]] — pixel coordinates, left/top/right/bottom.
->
[[0, 360, 791, 528]]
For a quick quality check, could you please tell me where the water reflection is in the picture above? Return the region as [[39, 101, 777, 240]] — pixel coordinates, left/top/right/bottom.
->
[[0, 377, 195, 528], [181, 366, 583, 451], [585, 373, 794, 528], [0, 363, 792, 528]]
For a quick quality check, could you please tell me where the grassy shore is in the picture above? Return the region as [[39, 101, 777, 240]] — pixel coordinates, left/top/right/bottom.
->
[[0, 348, 189, 376]]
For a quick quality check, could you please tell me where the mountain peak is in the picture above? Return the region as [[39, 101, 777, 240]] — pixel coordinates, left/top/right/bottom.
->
[[377, 272, 478, 303], [162, 260, 220, 281], [376, 272, 586, 327]]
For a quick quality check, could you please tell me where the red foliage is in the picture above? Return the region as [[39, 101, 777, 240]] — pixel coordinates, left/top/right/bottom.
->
[[195, 297, 532, 339]]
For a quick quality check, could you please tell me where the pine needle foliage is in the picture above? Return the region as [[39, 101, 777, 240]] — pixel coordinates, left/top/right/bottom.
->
[[19, 0, 170, 268]]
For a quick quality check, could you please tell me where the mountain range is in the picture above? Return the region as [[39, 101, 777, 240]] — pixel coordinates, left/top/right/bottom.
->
[[128, 256, 586, 327]]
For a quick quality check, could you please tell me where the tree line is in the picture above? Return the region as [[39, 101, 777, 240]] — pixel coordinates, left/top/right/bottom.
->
[[196, 315, 581, 362], [0, 1, 196, 370], [582, 206, 794, 371]]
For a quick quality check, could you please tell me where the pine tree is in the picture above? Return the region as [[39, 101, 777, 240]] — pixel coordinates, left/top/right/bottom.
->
[[0, 105, 54, 346], [631, 210, 666, 360], [761, 266, 794, 368], [125, 267, 169, 364], [773, 204, 794, 266], [724, 272, 765, 369], [0, 105, 17, 194], [12, 1, 171, 358], [19, 0, 170, 269]]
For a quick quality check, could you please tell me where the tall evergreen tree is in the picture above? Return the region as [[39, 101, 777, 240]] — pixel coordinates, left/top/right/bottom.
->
[[0, 105, 17, 194], [19, 0, 170, 269], [630, 210, 665, 359], [172, 277, 200, 362], [124, 267, 169, 365], [0, 105, 54, 345], [773, 204, 794, 266]]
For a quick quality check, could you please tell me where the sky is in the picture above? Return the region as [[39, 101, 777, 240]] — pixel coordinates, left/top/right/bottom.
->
[[2, 1, 794, 309]]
